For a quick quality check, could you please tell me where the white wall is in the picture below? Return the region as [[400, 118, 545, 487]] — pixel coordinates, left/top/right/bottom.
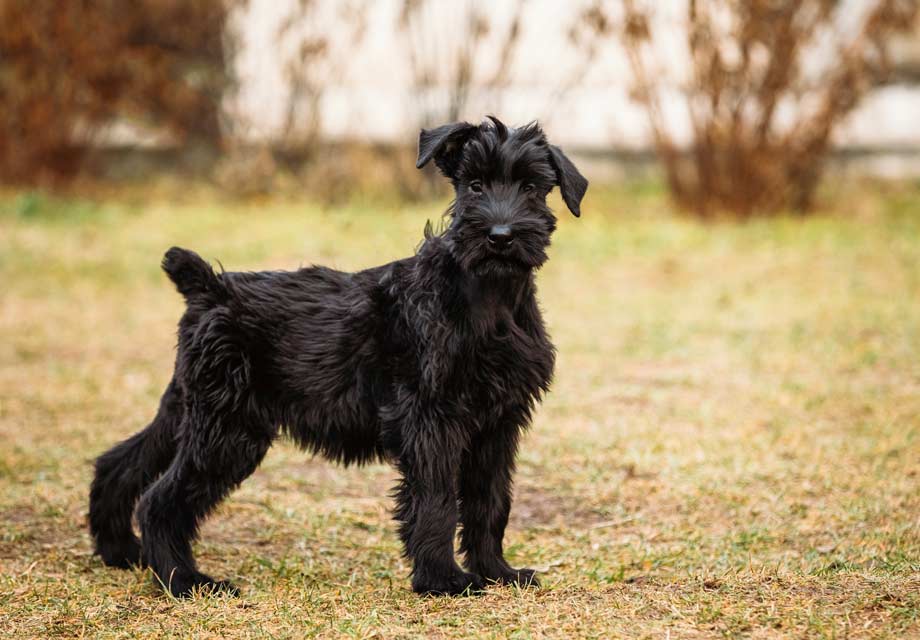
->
[[230, 0, 920, 149]]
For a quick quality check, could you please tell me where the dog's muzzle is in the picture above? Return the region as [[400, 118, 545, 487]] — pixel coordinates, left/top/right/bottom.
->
[[487, 225, 514, 252]]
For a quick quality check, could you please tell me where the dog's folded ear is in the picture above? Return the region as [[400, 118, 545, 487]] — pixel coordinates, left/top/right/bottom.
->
[[548, 145, 588, 217], [416, 121, 478, 179]]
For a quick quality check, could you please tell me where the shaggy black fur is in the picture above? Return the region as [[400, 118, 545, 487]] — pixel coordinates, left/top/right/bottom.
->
[[88, 116, 588, 598]]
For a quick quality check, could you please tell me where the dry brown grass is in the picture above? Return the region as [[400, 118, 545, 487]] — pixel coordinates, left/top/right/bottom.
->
[[1, 183, 918, 638]]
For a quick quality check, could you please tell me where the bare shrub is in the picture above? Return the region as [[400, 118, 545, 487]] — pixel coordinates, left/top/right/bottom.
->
[[398, 0, 524, 126], [275, 0, 368, 157], [216, 1, 367, 199], [396, 1, 524, 197], [213, 146, 279, 198], [579, 0, 918, 217], [0, 0, 239, 184]]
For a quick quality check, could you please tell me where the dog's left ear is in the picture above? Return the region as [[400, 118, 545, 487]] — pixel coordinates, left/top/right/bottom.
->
[[416, 121, 478, 180], [548, 145, 588, 217]]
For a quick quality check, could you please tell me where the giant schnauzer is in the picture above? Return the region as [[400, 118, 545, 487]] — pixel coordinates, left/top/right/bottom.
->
[[88, 116, 587, 597]]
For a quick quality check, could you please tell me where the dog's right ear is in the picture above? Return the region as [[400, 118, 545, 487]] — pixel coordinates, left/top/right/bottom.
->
[[416, 121, 478, 179]]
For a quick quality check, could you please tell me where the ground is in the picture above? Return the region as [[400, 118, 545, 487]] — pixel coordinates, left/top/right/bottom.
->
[[1, 182, 918, 639]]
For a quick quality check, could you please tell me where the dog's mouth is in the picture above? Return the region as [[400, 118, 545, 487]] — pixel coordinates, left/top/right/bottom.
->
[[473, 254, 532, 277]]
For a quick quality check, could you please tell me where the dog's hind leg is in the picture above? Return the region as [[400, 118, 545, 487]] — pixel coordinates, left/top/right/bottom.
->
[[89, 377, 183, 569], [136, 397, 273, 598]]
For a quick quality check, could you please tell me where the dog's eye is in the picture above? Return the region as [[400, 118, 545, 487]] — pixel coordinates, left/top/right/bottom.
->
[[523, 183, 536, 193], [469, 181, 483, 194]]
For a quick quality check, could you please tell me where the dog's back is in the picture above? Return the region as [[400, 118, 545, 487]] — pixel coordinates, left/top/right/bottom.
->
[[162, 246, 400, 466]]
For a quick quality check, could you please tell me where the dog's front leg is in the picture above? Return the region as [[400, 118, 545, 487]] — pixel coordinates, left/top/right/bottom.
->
[[458, 423, 539, 588], [393, 425, 485, 596]]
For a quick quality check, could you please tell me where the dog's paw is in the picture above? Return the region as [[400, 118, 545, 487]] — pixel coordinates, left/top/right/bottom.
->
[[488, 567, 540, 588], [160, 570, 240, 599], [412, 568, 486, 597], [96, 536, 145, 570]]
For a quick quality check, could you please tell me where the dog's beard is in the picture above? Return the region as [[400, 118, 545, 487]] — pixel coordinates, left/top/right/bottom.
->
[[472, 254, 531, 278], [455, 242, 547, 279]]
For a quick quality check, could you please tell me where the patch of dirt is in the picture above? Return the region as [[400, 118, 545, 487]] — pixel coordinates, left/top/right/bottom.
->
[[0, 504, 60, 560], [511, 485, 612, 528]]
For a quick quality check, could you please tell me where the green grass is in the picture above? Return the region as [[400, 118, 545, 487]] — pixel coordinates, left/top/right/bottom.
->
[[1, 183, 919, 638]]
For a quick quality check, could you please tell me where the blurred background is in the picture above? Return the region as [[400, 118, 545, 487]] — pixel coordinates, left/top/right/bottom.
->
[[3, 2, 920, 637], [3, 0, 920, 210]]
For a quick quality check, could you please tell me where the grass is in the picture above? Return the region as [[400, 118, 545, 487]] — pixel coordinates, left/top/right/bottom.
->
[[1, 182, 919, 638]]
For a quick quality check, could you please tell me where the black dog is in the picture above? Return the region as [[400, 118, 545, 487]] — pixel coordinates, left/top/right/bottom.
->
[[88, 116, 587, 597]]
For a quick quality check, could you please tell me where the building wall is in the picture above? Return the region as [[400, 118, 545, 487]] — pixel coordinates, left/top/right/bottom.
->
[[230, 0, 920, 150]]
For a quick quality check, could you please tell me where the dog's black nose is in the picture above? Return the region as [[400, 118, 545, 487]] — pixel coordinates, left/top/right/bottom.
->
[[488, 225, 514, 250]]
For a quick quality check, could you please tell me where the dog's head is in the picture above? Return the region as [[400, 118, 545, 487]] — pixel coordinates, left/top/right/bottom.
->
[[416, 116, 587, 279]]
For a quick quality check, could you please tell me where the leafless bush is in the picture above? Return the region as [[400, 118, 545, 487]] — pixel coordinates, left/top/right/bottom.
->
[[275, 0, 367, 156], [0, 0, 241, 185], [395, 0, 523, 196], [398, 0, 524, 127], [579, 0, 918, 217], [215, 0, 367, 199]]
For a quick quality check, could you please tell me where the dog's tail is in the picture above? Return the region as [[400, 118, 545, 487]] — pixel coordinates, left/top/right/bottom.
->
[[161, 247, 227, 306]]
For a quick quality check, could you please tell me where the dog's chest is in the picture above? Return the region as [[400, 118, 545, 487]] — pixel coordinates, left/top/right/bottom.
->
[[451, 314, 553, 407]]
